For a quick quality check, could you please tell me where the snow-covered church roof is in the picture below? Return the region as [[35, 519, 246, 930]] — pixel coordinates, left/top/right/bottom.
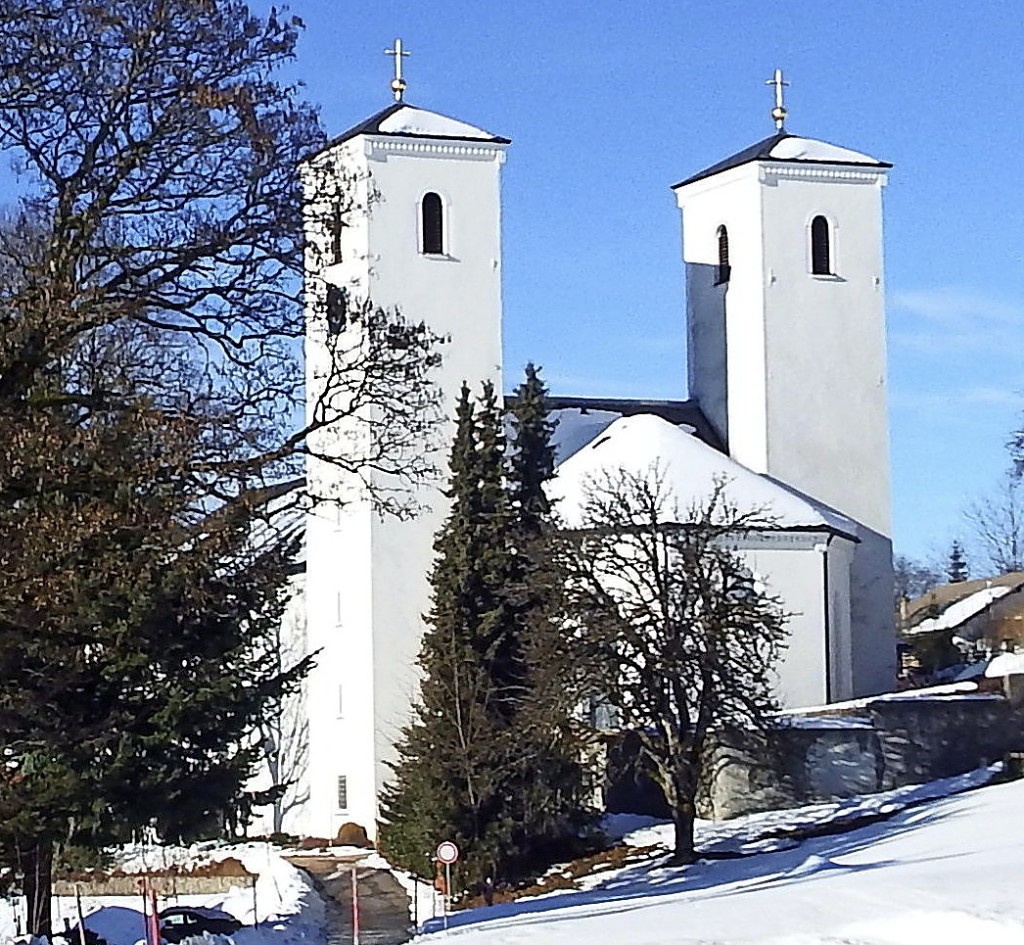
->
[[314, 102, 510, 156], [674, 131, 890, 188], [546, 413, 857, 539]]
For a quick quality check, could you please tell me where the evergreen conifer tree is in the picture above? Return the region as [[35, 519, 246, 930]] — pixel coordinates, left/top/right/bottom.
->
[[509, 363, 558, 538], [506, 365, 594, 861], [948, 540, 969, 583], [379, 382, 523, 890], [380, 369, 593, 895]]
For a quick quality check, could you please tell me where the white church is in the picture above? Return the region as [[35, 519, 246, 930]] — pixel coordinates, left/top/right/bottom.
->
[[273, 58, 897, 840]]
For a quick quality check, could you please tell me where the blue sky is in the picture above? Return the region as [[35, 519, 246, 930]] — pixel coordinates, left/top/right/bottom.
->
[[285, 0, 1024, 567]]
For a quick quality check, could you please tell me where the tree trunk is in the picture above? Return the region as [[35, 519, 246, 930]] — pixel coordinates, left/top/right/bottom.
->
[[22, 839, 53, 939], [671, 802, 697, 865]]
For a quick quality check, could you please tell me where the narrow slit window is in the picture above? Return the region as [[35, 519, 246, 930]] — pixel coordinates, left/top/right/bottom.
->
[[421, 192, 444, 255], [811, 215, 831, 275], [716, 225, 730, 284], [337, 775, 348, 811], [331, 203, 345, 263]]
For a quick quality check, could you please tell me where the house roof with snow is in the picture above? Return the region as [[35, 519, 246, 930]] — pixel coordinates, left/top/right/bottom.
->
[[903, 571, 1024, 635], [673, 132, 891, 189], [310, 103, 510, 159], [545, 413, 857, 538]]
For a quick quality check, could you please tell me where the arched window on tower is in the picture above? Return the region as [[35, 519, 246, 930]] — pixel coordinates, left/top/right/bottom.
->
[[811, 215, 832, 275], [716, 225, 730, 284], [421, 192, 444, 255]]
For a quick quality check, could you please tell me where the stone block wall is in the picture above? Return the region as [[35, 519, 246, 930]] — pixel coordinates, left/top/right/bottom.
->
[[605, 694, 1024, 821]]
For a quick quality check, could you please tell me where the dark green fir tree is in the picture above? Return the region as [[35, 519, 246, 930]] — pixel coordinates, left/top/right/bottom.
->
[[379, 369, 593, 895], [378, 381, 524, 891], [506, 364, 594, 861], [509, 363, 558, 538], [948, 540, 969, 583]]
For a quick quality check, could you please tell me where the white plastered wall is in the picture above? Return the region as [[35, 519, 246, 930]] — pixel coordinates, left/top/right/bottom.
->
[[738, 533, 829, 708], [300, 132, 506, 839], [676, 157, 895, 699], [677, 167, 767, 462], [757, 165, 890, 537]]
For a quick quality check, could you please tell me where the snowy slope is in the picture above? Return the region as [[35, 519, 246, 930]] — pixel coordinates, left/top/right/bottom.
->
[[420, 776, 1024, 945]]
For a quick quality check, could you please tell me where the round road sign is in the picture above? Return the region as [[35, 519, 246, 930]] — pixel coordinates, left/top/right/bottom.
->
[[435, 840, 459, 865]]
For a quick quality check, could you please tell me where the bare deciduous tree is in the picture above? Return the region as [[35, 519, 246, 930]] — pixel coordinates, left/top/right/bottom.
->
[[965, 472, 1024, 575], [0, 0, 440, 932], [256, 581, 311, 836], [558, 467, 788, 863]]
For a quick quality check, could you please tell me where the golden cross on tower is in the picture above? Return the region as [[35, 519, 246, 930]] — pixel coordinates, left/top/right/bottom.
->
[[765, 68, 789, 131], [385, 39, 411, 102]]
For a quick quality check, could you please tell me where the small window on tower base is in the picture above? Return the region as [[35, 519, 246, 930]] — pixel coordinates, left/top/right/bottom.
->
[[715, 225, 730, 285], [337, 775, 348, 812], [811, 215, 832, 276]]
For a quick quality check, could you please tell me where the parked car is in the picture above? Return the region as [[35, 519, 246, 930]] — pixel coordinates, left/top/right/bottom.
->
[[53, 924, 107, 945], [158, 907, 241, 943]]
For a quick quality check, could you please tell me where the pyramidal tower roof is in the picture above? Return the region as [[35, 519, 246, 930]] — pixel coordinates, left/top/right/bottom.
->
[[313, 102, 510, 158], [674, 131, 890, 189]]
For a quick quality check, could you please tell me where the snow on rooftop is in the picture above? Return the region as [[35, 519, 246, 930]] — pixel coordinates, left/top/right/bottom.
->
[[985, 651, 1024, 678], [546, 414, 855, 536], [377, 106, 502, 140], [778, 681, 986, 715], [906, 585, 1013, 635], [768, 136, 883, 165]]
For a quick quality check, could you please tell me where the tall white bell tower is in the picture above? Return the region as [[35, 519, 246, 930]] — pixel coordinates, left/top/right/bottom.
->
[[298, 47, 508, 838], [673, 73, 895, 698]]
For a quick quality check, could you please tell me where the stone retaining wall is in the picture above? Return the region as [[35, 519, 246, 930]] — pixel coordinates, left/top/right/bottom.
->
[[53, 874, 255, 896], [604, 693, 1024, 820]]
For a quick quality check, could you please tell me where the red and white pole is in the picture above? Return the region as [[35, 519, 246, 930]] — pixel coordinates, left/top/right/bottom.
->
[[351, 867, 359, 945], [148, 886, 160, 945]]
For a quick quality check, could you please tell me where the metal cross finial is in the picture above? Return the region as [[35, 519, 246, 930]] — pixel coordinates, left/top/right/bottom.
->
[[385, 39, 411, 102], [765, 68, 789, 131]]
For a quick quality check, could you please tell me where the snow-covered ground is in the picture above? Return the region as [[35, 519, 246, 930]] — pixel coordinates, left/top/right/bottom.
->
[[2, 768, 1020, 945], [0, 844, 324, 945], [418, 767, 1024, 944]]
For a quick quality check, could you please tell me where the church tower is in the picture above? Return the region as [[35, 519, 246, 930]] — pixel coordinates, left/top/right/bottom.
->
[[298, 50, 509, 838], [673, 74, 895, 698]]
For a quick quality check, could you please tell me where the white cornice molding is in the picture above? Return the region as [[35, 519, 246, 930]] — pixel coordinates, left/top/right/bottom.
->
[[676, 160, 888, 202], [760, 163, 889, 186], [730, 529, 846, 551], [365, 137, 507, 162]]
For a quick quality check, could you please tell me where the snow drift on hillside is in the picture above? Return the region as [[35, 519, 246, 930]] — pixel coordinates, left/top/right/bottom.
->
[[420, 770, 1023, 945]]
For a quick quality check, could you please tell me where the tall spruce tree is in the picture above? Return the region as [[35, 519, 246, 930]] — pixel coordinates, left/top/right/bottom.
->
[[379, 369, 592, 894], [506, 365, 594, 861], [379, 382, 524, 890], [509, 363, 558, 538]]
